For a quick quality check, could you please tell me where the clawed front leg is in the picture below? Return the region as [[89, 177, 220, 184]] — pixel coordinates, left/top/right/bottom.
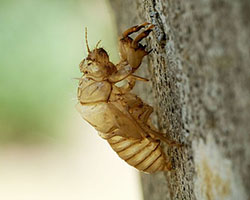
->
[[122, 22, 150, 38], [132, 24, 155, 49], [118, 22, 154, 71], [109, 23, 154, 83]]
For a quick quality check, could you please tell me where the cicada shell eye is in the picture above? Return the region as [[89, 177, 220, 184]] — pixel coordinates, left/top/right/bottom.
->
[[79, 59, 94, 75], [78, 60, 106, 81]]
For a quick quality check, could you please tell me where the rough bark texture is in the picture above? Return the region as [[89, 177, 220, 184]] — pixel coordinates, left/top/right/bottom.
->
[[108, 0, 250, 200]]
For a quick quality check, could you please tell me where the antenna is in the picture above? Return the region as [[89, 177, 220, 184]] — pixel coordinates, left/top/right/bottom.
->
[[85, 27, 91, 53], [95, 40, 101, 48]]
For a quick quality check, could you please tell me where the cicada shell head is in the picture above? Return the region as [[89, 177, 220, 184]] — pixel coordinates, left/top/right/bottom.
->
[[87, 47, 110, 64], [79, 28, 116, 80], [84, 28, 109, 64]]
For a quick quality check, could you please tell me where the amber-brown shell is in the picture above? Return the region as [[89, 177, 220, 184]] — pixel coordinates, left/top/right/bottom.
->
[[77, 23, 180, 173]]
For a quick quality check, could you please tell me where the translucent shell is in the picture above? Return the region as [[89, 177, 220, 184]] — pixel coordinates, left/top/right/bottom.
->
[[76, 23, 180, 173]]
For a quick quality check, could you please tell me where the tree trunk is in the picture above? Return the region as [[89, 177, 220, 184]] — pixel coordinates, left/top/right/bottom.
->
[[108, 0, 250, 199]]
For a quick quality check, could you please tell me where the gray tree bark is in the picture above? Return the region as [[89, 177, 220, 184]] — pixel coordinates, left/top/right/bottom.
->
[[108, 0, 250, 200]]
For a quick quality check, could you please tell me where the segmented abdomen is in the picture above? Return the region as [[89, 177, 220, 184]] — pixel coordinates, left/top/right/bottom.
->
[[107, 136, 171, 173]]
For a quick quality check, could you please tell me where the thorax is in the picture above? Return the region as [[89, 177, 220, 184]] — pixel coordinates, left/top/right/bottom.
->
[[77, 76, 112, 104]]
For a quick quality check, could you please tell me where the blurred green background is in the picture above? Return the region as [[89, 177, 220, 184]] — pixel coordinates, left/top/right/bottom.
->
[[0, 0, 118, 144]]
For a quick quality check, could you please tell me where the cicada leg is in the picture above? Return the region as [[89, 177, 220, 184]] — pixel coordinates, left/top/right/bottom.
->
[[145, 126, 183, 147], [121, 22, 151, 38], [118, 23, 154, 70], [132, 24, 155, 49], [125, 100, 183, 147]]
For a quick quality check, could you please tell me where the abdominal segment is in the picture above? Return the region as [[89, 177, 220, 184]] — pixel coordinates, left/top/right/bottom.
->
[[107, 136, 171, 173]]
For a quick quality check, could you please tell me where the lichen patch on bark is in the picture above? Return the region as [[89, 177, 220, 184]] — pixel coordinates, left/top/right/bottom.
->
[[193, 135, 247, 200]]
